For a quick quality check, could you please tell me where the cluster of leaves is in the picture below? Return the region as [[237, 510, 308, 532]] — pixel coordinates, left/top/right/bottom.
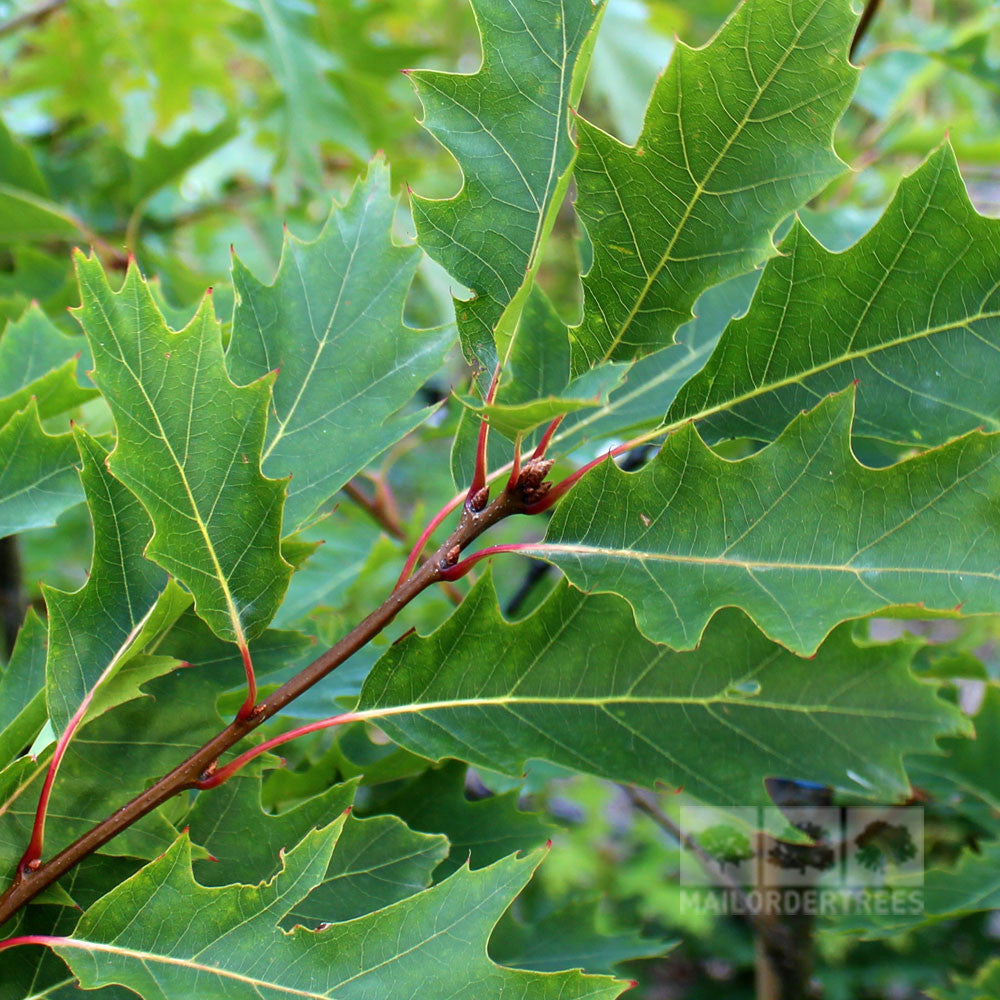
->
[[0, 0, 999, 997]]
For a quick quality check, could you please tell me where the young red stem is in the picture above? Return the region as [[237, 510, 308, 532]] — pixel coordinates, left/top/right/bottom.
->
[[236, 641, 257, 721], [393, 491, 465, 590], [16, 600, 155, 878], [523, 447, 618, 515], [0, 934, 61, 954], [465, 364, 501, 504], [344, 479, 462, 605], [196, 712, 360, 790], [18, 694, 95, 877], [438, 543, 537, 581], [531, 414, 564, 461], [466, 417, 491, 501], [396, 366, 503, 590], [506, 434, 523, 492]]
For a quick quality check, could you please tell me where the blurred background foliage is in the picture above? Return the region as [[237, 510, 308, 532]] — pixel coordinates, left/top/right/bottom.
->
[[1, 0, 999, 996]]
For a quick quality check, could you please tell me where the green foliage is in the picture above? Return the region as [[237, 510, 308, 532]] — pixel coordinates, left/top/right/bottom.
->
[[667, 146, 1000, 449], [368, 575, 966, 803], [43, 430, 168, 733], [539, 390, 1000, 653], [570, 0, 858, 370], [52, 821, 625, 998], [230, 159, 454, 532], [0, 0, 997, 996], [73, 254, 292, 644], [0, 402, 82, 536], [411, 0, 603, 373]]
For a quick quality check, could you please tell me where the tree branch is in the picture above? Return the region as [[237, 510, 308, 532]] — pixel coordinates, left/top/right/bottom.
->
[[623, 786, 777, 944], [0, 482, 532, 926], [850, 0, 882, 60], [0, 0, 66, 39], [0, 536, 26, 659], [341, 478, 462, 604]]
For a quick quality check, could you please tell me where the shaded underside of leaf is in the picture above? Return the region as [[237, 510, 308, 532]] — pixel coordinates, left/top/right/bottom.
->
[[367, 760, 555, 878], [537, 389, 1000, 654], [359, 574, 966, 805]]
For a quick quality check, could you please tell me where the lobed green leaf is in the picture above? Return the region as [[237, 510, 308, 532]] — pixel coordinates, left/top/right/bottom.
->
[[537, 390, 1000, 654], [571, 0, 858, 371], [359, 574, 966, 804], [73, 253, 291, 643]]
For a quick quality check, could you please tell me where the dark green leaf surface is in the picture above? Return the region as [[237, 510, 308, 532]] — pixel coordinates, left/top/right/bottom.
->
[[0, 401, 81, 537], [73, 253, 291, 643], [229, 160, 453, 532], [281, 813, 449, 926], [571, 0, 857, 371], [50, 823, 625, 999], [0, 611, 47, 766], [0, 855, 142, 1000], [0, 732, 181, 894], [0, 304, 94, 426], [358, 575, 965, 804], [370, 761, 555, 877], [491, 897, 671, 973], [411, 0, 603, 371], [189, 775, 356, 887], [668, 146, 1000, 448], [537, 391, 1000, 654], [44, 430, 167, 734]]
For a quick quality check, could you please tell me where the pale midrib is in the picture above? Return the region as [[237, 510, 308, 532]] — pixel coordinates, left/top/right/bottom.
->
[[665, 310, 1000, 436], [50, 882, 508, 997], [54, 600, 160, 740], [92, 283, 247, 645], [527, 542, 998, 582], [49, 938, 328, 999], [0, 602, 162, 822], [599, 1, 825, 362], [353, 695, 942, 723]]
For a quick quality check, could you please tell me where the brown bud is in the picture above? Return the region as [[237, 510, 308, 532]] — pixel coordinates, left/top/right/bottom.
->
[[517, 458, 554, 492], [468, 485, 490, 511], [521, 480, 552, 506]]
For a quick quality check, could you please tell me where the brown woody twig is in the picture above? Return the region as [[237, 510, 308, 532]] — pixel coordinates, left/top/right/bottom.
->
[[0, 471, 542, 926]]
